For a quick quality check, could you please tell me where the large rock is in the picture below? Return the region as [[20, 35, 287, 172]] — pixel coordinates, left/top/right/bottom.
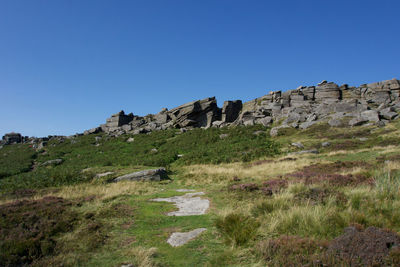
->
[[221, 100, 242, 123], [2, 132, 23, 144], [103, 111, 134, 132], [112, 168, 168, 182], [168, 97, 221, 128], [361, 110, 380, 122]]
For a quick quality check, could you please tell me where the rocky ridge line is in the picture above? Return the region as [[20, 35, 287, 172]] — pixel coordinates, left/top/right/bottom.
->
[[84, 78, 400, 137], [2, 78, 400, 145]]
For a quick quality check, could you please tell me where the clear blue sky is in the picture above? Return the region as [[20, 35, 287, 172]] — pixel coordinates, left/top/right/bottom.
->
[[1, 0, 399, 137]]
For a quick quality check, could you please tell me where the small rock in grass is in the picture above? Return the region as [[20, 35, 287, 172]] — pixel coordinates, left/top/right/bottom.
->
[[291, 142, 304, 149], [322, 142, 331, 147], [41, 159, 63, 166], [96, 172, 114, 178], [219, 134, 229, 139]]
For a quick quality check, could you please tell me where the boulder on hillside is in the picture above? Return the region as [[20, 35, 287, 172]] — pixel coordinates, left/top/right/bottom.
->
[[112, 168, 169, 182], [361, 110, 380, 122], [41, 159, 63, 166]]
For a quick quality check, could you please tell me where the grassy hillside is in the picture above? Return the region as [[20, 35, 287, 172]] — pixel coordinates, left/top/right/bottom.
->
[[1, 122, 400, 266]]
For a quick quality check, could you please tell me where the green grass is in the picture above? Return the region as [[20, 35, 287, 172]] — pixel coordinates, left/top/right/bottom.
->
[[0, 144, 36, 178], [0, 126, 279, 194], [2, 121, 400, 266]]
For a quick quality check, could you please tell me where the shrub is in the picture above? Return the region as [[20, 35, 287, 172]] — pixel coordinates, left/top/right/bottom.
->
[[0, 197, 76, 266], [257, 236, 327, 266], [215, 213, 260, 246]]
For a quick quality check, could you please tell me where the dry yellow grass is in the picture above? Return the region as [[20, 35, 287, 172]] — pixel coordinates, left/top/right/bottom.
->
[[179, 156, 319, 187], [0, 181, 161, 205], [45, 181, 161, 200], [325, 145, 400, 157], [125, 246, 158, 267]]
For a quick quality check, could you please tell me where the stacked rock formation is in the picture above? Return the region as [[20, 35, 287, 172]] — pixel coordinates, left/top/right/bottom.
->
[[2, 132, 23, 144], [77, 78, 400, 137]]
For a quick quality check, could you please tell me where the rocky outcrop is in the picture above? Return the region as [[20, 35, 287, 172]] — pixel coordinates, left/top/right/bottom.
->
[[75, 78, 400, 137], [2, 132, 23, 144], [221, 100, 242, 123], [168, 97, 220, 128]]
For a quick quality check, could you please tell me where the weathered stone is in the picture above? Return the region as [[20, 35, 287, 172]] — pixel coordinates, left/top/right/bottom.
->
[[270, 125, 290, 137], [96, 172, 114, 178], [113, 168, 168, 182], [322, 142, 331, 147], [328, 118, 343, 127], [154, 113, 169, 124], [219, 134, 229, 139], [152, 192, 209, 216], [121, 124, 132, 131], [104, 111, 133, 130], [315, 82, 341, 102], [41, 159, 63, 166], [127, 137, 134, 142], [2, 132, 22, 144], [349, 117, 368, 126], [299, 121, 316, 129], [293, 149, 319, 155], [256, 116, 273, 126], [222, 100, 242, 123], [37, 141, 47, 150], [168, 97, 221, 128], [380, 110, 398, 120], [291, 142, 304, 149], [84, 127, 102, 135], [361, 110, 380, 122], [167, 228, 207, 247], [212, 121, 224, 128]]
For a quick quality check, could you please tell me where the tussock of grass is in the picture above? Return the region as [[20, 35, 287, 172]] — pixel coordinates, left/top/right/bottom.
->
[[375, 170, 400, 200], [262, 205, 348, 239], [215, 213, 260, 246]]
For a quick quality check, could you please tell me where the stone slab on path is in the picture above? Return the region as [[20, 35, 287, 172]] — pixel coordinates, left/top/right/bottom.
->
[[167, 228, 207, 247], [175, 189, 195, 192], [152, 192, 209, 216]]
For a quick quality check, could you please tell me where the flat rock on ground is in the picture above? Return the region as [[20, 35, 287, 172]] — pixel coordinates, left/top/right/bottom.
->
[[152, 192, 209, 216], [167, 228, 207, 247]]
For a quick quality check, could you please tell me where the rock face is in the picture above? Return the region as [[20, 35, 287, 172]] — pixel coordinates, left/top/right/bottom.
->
[[112, 168, 168, 182], [77, 78, 400, 137], [222, 100, 242, 123], [101, 111, 134, 133]]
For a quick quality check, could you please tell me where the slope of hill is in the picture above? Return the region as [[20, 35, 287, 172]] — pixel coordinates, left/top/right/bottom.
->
[[1, 118, 400, 266]]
